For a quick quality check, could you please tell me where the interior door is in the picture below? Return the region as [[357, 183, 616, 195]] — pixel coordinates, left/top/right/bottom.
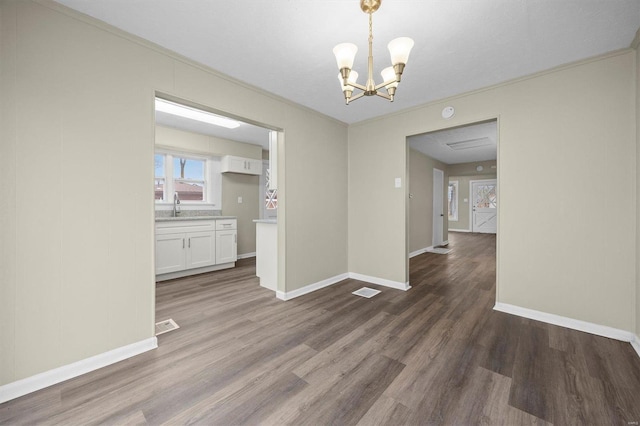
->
[[471, 180, 497, 234], [432, 168, 444, 246]]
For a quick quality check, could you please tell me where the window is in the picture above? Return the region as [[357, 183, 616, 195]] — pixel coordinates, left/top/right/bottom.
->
[[173, 157, 205, 201], [155, 152, 219, 205], [448, 181, 458, 221]]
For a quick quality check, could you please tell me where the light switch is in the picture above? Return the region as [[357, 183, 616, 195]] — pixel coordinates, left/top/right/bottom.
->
[[463, 198, 468, 203], [237, 196, 243, 204], [395, 178, 402, 188]]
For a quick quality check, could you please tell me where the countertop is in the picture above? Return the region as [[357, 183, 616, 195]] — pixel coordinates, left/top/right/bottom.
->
[[253, 219, 277, 224], [155, 216, 236, 222]]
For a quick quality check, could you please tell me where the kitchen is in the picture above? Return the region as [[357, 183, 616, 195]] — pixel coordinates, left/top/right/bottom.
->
[[153, 97, 279, 289]]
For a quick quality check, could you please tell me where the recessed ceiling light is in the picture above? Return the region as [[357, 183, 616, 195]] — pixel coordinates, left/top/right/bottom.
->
[[155, 98, 240, 129]]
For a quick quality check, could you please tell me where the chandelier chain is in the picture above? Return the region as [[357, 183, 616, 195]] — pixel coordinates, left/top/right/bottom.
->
[[366, 10, 375, 92]]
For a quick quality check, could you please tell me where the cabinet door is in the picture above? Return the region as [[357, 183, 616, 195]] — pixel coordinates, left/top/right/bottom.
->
[[222, 156, 262, 175], [156, 233, 186, 274], [228, 157, 247, 173], [216, 230, 237, 264], [186, 231, 216, 269], [245, 159, 262, 175]]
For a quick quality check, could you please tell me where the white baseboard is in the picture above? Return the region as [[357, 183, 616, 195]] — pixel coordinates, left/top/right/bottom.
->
[[409, 246, 433, 258], [632, 334, 640, 358], [0, 337, 157, 404], [275, 271, 412, 301], [494, 302, 637, 345], [448, 228, 471, 233], [156, 262, 234, 281], [276, 273, 349, 301], [237, 252, 256, 260], [348, 272, 411, 291]]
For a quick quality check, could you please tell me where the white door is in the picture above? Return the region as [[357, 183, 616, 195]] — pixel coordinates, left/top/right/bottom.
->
[[471, 180, 497, 234], [432, 168, 444, 246]]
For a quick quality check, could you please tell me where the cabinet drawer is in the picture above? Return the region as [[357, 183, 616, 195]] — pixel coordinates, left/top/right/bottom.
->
[[156, 220, 215, 235], [216, 219, 237, 230]]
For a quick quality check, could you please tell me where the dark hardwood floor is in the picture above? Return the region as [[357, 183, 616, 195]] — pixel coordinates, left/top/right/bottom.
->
[[2, 232, 640, 425]]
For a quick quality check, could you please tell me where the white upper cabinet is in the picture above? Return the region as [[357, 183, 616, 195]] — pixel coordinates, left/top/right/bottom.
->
[[221, 155, 262, 175]]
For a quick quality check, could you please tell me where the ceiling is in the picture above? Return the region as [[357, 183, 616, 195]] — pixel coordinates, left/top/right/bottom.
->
[[155, 110, 272, 150], [55, 0, 640, 125], [408, 120, 497, 164]]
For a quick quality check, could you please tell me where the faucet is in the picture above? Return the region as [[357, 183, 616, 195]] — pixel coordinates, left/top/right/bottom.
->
[[173, 192, 181, 217]]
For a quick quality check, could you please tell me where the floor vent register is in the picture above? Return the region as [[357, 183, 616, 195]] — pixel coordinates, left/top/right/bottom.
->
[[352, 287, 381, 298], [155, 318, 180, 336]]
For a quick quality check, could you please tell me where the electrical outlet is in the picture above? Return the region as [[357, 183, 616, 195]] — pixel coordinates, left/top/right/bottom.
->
[[237, 196, 243, 204]]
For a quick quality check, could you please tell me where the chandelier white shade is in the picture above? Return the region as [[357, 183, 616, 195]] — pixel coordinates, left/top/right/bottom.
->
[[333, 43, 358, 70], [388, 37, 414, 66], [333, 0, 414, 104]]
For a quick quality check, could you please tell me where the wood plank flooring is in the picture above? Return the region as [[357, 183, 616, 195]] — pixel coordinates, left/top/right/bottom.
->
[[2, 232, 640, 425]]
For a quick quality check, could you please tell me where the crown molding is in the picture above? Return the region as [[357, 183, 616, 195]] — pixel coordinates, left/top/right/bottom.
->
[[32, 0, 348, 127], [351, 48, 635, 127]]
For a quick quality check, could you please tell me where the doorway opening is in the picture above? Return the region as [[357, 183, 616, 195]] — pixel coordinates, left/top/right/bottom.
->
[[152, 94, 282, 332], [406, 118, 498, 281]]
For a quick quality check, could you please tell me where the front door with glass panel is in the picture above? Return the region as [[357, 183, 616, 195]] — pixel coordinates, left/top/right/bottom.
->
[[471, 180, 497, 234]]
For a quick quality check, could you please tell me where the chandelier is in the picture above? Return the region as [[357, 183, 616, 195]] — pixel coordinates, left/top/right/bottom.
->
[[333, 0, 414, 104]]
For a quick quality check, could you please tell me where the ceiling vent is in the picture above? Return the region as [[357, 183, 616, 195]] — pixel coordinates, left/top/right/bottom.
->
[[445, 137, 493, 150]]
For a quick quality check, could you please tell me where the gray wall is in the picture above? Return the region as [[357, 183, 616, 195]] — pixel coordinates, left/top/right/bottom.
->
[[349, 50, 636, 333], [408, 149, 448, 253], [0, 0, 348, 386], [447, 160, 497, 177]]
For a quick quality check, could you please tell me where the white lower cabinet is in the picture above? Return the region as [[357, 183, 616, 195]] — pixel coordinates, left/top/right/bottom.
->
[[155, 219, 237, 279], [156, 233, 187, 274], [215, 218, 238, 265], [216, 229, 237, 264], [186, 231, 216, 269]]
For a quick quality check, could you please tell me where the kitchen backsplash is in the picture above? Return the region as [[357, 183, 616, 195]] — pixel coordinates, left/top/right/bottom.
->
[[155, 209, 222, 218]]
